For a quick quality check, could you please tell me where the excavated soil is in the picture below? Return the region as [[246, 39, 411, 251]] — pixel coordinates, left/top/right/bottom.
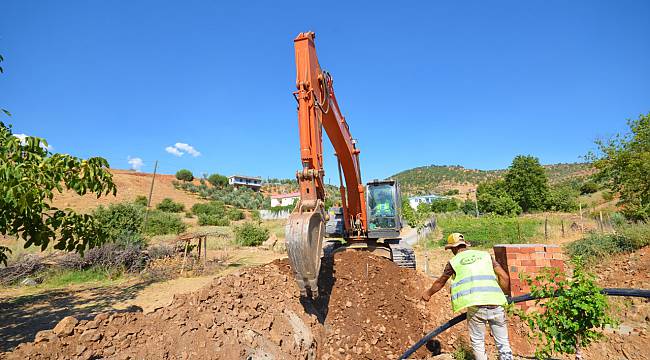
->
[[4, 250, 649, 359]]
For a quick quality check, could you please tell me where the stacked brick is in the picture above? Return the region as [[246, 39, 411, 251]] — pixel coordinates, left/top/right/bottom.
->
[[493, 244, 565, 309]]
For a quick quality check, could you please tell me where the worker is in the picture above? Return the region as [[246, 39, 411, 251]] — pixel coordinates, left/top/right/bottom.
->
[[421, 233, 513, 360], [373, 193, 393, 216]]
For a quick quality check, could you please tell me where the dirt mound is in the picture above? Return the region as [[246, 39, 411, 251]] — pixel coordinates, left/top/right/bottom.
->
[[315, 251, 438, 359], [5, 262, 323, 359]]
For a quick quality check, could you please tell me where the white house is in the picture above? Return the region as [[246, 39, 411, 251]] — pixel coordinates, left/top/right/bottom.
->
[[271, 192, 300, 207], [228, 175, 262, 191], [408, 194, 445, 209]]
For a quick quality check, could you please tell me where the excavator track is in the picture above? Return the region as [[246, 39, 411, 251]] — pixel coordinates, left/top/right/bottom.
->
[[389, 244, 417, 269]]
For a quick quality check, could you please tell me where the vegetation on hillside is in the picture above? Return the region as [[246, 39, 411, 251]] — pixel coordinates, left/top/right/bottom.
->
[[175, 181, 269, 209], [393, 163, 593, 195], [588, 113, 650, 220]]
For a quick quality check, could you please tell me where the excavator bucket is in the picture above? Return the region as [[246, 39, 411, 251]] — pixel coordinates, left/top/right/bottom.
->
[[285, 209, 325, 297]]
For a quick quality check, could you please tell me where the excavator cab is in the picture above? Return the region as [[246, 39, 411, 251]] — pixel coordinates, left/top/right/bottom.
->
[[366, 179, 402, 239]]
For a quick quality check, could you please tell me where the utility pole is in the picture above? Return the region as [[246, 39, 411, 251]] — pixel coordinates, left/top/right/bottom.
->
[[143, 160, 158, 228], [471, 189, 479, 217], [146, 160, 158, 208]]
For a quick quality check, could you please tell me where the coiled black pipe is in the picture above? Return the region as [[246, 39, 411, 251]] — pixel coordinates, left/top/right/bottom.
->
[[398, 288, 650, 359]]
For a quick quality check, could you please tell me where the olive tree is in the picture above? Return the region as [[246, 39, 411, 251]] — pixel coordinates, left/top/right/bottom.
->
[[0, 123, 117, 265], [175, 169, 194, 182]]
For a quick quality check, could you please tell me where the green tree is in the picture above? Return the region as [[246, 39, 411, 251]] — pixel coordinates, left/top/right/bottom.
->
[[588, 113, 650, 220], [477, 180, 522, 216], [175, 169, 194, 182], [504, 155, 549, 212], [461, 199, 478, 216], [401, 198, 418, 227], [545, 184, 579, 212], [0, 123, 117, 265], [429, 198, 459, 213], [519, 258, 615, 359], [207, 173, 228, 188]]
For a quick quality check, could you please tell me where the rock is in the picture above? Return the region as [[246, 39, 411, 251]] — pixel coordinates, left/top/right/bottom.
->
[[53, 316, 79, 337], [34, 330, 56, 343], [21, 278, 38, 286], [80, 329, 102, 342]]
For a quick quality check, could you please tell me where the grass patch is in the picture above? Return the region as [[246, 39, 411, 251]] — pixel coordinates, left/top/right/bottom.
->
[[566, 223, 650, 262], [262, 220, 286, 239], [434, 214, 542, 248], [42, 268, 118, 288]]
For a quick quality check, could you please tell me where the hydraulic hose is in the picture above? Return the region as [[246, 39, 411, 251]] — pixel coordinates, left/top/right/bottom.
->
[[398, 287, 650, 359]]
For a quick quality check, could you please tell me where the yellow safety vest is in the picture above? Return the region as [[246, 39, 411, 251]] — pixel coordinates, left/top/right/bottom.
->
[[375, 203, 390, 215], [449, 250, 507, 312]]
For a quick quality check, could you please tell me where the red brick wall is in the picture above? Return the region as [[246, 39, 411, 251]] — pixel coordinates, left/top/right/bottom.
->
[[493, 244, 565, 309]]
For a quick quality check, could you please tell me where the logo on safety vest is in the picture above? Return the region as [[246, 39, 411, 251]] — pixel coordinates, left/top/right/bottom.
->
[[460, 254, 480, 265]]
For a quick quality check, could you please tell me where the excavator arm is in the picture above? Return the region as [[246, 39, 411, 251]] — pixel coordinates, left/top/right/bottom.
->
[[286, 32, 368, 296]]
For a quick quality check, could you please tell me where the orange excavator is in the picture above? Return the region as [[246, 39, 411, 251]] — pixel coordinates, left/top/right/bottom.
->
[[286, 32, 416, 297]]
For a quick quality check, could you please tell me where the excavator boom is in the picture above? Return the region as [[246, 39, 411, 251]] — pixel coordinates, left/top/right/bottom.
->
[[286, 32, 414, 297]]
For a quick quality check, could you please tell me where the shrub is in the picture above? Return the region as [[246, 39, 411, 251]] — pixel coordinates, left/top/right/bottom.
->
[[616, 223, 650, 249], [545, 184, 579, 212], [92, 202, 146, 245], [147, 243, 176, 260], [143, 211, 187, 236], [191, 201, 226, 217], [565, 232, 629, 262], [197, 214, 230, 226], [565, 223, 650, 262], [518, 259, 615, 359], [429, 198, 459, 213], [579, 181, 600, 195], [234, 222, 269, 247], [134, 195, 149, 207], [610, 212, 626, 227], [602, 191, 614, 201], [156, 198, 185, 213], [208, 173, 229, 188], [461, 199, 478, 216], [228, 208, 245, 221], [59, 243, 147, 273], [443, 189, 460, 196], [477, 180, 522, 216], [250, 210, 261, 222], [175, 169, 194, 182]]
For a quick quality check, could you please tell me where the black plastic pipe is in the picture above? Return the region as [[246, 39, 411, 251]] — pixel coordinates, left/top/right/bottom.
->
[[398, 287, 650, 359]]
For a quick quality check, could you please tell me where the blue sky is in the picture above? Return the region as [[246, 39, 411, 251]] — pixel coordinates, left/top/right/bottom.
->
[[2, 1, 649, 181]]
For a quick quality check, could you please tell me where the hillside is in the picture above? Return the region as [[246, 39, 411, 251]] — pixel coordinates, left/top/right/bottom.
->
[[51, 169, 207, 213], [392, 162, 594, 195]]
